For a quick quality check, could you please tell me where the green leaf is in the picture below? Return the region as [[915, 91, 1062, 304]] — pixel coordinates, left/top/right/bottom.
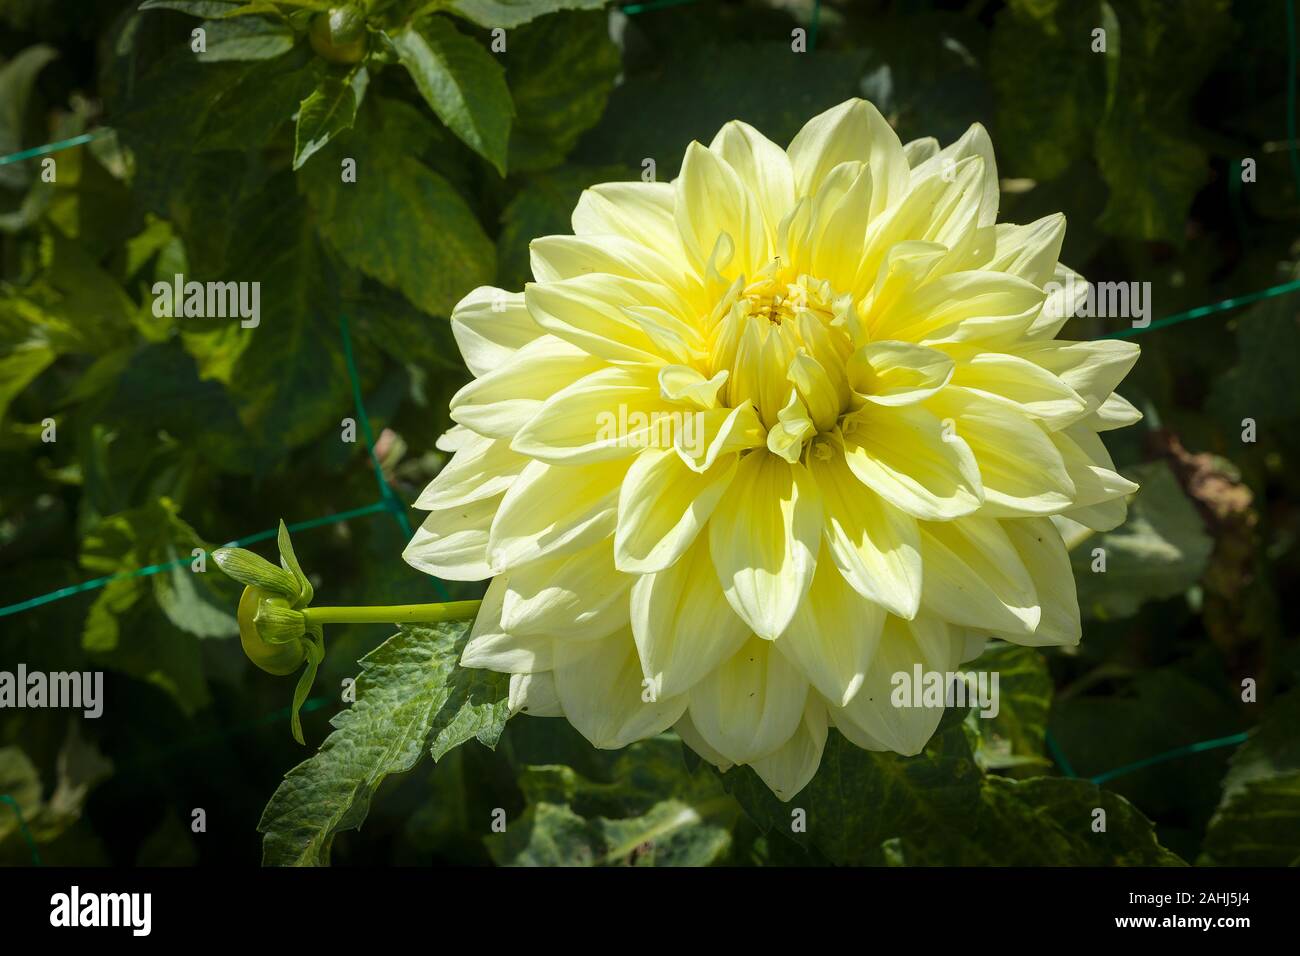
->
[[575, 42, 869, 178], [226, 176, 351, 452], [1095, 113, 1206, 243], [496, 164, 628, 289], [963, 641, 1052, 772], [138, 0, 244, 16], [0, 44, 58, 191], [196, 15, 296, 62], [80, 497, 239, 642], [449, 0, 607, 29], [1209, 283, 1300, 426], [1201, 690, 1300, 865], [195, 46, 322, 151], [301, 97, 496, 317], [504, 10, 620, 173], [1091, 0, 1232, 241], [1071, 460, 1214, 619], [989, 0, 1107, 181], [722, 722, 1181, 865], [0, 342, 55, 422], [489, 736, 738, 866], [389, 16, 513, 174], [293, 72, 359, 170], [259, 620, 508, 866]]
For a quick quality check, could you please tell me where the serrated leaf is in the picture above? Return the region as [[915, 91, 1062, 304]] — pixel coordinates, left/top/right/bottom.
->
[[721, 722, 1181, 865], [259, 620, 508, 866], [497, 164, 628, 289], [449, 0, 607, 30], [293, 73, 359, 170], [1071, 461, 1214, 619], [196, 15, 296, 62], [489, 736, 738, 866], [390, 16, 513, 174], [505, 11, 619, 173], [963, 641, 1052, 772], [80, 498, 239, 643], [988, 0, 1106, 180], [301, 97, 495, 317], [138, 0, 244, 16], [1201, 690, 1300, 865], [225, 175, 351, 453]]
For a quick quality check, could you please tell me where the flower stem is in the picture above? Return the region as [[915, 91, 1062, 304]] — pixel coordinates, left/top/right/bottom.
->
[[302, 600, 482, 626]]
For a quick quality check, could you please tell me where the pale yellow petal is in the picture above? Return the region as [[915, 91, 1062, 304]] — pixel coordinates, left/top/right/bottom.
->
[[451, 286, 542, 377], [500, 538, 629, 640], [629, 535, 750, 698], [709, 451, 822, 639], [777, 550, 886, 706], [553, 630, 687, 749], [919, 517, 1040, 634], [808, 437, 922, 618], [688, 635, 809, 764], [615, 446, 737, 573], [749, 700, 828, 801], [839, 406, 984, 520], [511, 364, 670, 464], [488, 459, 628, 570]]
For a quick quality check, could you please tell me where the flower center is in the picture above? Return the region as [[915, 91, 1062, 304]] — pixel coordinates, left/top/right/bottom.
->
[[708, 271, 859, 441]]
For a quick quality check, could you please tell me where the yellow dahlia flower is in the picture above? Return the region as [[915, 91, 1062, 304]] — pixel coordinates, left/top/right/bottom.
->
[[405, 99, 1141, 799]]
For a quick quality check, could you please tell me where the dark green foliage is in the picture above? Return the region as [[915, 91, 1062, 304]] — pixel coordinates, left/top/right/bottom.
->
[[0, 0, 1297, 867]]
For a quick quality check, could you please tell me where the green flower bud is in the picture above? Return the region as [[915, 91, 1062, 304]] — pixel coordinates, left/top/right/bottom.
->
[[237, 586, 309, 676], [309, 7, 368, 64], [213, 547, 299, 598]]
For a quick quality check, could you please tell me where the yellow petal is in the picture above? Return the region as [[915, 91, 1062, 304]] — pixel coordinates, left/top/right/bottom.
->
[[839, 406, 984, 520], [847, 339, 954, 406], [808, 437, 922, 618], [528, 233, 701, 307], [919, 517, 1041, 634], [571, 180, 685, 266], [500, 538, 630, 640], [450, 286, 542, 377], [709, 119, 796, 250], [402, 494, 498, 581], [999, 517, 1081, 647], [677, 401, 766, 473], [413, 432, 527, 510], [461, 577, 554, 673], [615, 447, 738, 573], [524, 273, 694, 365], [687, 635, 809, 764], [488, 459, 627, 570], [786, 98, 907, 218], [909, 122, 999, 228], [925, 387, 1075, 516], [675, 141, 770, 280], [777, 550, 886, 706], [508, 672, 562, 718], [553, 631, 688, 749], [750, 700, 828, 801], [511, 364, 670, 464], [1014, 339, 1140, 414], [630, 535, 751, 697], [450, 335, 604, 439], [831, 614, 961, 755], [947, 350, 1087, 428], [765, 390, 816, 464], [987, 214, 1065, 288], [709, 451, 822, 639]]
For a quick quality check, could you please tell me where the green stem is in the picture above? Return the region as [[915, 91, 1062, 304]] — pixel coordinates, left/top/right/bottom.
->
[[303, 600, 481, 626]]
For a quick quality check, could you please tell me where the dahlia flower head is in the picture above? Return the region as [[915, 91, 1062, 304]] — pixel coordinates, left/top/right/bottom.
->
[[406, 99, 1141, 800]]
